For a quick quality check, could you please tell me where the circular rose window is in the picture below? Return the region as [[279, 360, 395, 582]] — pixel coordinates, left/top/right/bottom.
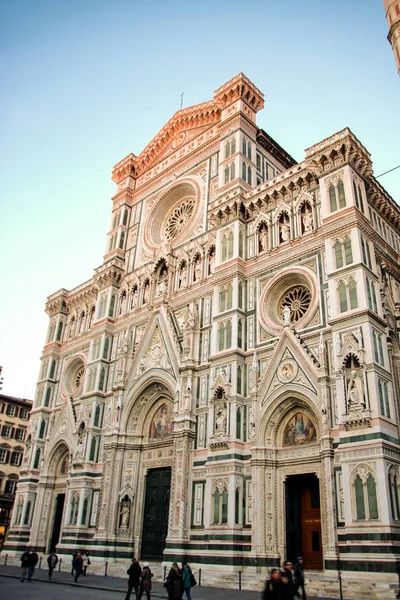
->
[[144, 179, 203, 250], [61, 356, 86, 397], [259, 267, 318, 336], [280, 286, 312, 323]]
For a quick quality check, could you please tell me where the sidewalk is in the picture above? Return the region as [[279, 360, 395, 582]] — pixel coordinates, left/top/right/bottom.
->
[[0, 564, 319, 600]]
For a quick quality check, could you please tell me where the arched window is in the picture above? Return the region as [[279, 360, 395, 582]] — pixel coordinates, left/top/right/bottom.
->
[[69, 493, 80, 525], [335, 241, 343, 268], [224, 166, 229, 184], [213, 485, 228, 525], [219, 287, 226, 312], [226, 284, 233, 309], [56, 321, 63, 342], [242, 137, 247, 155], [238, 281, 243, 308], [231, 138, 236, 154], [94, 404, 101, 427], [348, 278, 358, 309], [98, 367, 106, 391], [103, 337, 110, 360], [225, 142, 230, 159], [337, 181, 346, 208], [89, 436, 97, 462], [44, 387, 52, 408], [354, 472, 379, 520], [49, 360, 56, 380], [344, 238, 353, 264], [14, 496, 24, 525], [237, 365, 242, 394], [123, 209, 128, 226], [33, 448, 41, 470], [329, 185, 337, 212], [109, 294, 116, 318], [81, 496, 89, 525], [227, 231, 234, 258], [247, 142, 251, 160], [119, 231, 125, 250], [218, 323, 225, 352], [242, 161, 247, 181], [23, 500, 31, 526], [226, 320, 232, 348], [236, 407, 242, 439], [238, 319, 243, 349], [338, 281, 348, 312], [39, 419, 47, 439], [355, 475, 365, 519], [230, 162, 235, 180], [247, 166, 252, 185], [235, 486, 240, 524], [389, 472, 400, 520]]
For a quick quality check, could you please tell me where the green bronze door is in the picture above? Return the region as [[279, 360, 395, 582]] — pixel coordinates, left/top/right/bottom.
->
[[141, 467, 171, 560]]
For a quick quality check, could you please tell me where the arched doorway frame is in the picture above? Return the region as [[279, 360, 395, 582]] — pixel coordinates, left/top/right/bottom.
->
[[255, 390, 330, 567], [118, 370, 177, 559]]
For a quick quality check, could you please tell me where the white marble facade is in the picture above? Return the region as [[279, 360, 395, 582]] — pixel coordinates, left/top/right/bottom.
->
[[6, 74, 400, 583]]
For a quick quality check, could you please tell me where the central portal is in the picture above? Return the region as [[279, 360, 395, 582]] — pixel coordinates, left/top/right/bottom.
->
[[285, 473, 323, 569], [141, 467, 171, 560]]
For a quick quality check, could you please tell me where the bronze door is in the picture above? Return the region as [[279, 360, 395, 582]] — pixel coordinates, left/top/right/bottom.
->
[[141, 467, 171, 560]]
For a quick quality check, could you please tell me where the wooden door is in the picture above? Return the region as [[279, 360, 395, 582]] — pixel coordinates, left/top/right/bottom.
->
[[141, 467, 171, 560], [300, 482, 323, 569]]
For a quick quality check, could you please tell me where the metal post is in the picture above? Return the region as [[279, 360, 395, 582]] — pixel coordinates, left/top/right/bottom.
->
[[4, 554, 8, 566], [59, 558, 62, 571], [198, 568, 201, 587], [39, 556, 42, 569], [164, 566, 166, 580], [105, 561, 108, 577], [239, 571, 242, 590]]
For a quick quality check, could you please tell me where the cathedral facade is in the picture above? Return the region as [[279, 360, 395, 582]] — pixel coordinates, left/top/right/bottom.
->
[[5, 74, 400, 579]]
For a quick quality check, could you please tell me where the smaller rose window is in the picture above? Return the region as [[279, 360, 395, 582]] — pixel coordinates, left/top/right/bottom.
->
[[165, 199, 195, 241], [280, 286, 311, 323], [74, 366, 85, 390]]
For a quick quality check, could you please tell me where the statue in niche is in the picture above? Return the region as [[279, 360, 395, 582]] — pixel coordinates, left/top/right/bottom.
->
[[142, 282, 150, 304], [208, 250, 215, 275], [279, 216, 290, 243], [120, 293, 127, 315], [258, 224, 268, 252], [302, 206, 313, 233], [215, 405, 227, 434], [179, 263, 187, 288], [347, 370, 365, 407], [202, 333, 209, 362], [193, 257, 202, 282], [131, 287, 138, 309], [119, 497, 131, 528]]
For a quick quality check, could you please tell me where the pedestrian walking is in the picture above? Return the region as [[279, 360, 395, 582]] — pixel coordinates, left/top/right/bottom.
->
[[280, 561, 295, 600], [20, 547, 38, 582], [125, 557, 142, 600], [262, 569, 284, 600], [82, 550, 91, 576], [71, 550, 77, 576], [73, 552, 83, 583], [181, 562, 194, 600], [139, 562, 153, 600], [164, 562, 182, 600], [47, 550, 58, 579], [294, 557, 306, 600]]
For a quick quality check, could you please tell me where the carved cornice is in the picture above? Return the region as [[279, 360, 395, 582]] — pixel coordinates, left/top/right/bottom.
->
[[94, 259, 124, 290], [112, 154, 136, 184], [365, 175, 400, 232], [213, 72, 264, 112]]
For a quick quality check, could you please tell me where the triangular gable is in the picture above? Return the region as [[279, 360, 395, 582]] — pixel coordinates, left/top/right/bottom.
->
[[129, 308, 180, 384], [259, 329, 319, 405]]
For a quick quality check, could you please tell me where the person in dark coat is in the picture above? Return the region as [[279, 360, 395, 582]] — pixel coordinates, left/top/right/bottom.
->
[[126, 558, 142, 600], [47, 550, 58, 579], [139, 562, 153, 600], [20, 547, 38, 581], [164, 562, 182, 600], [280, 561, 295, 600], [262, 569, 284, 600], [181, 562, 193, 600], [294, 557, 306, 600], [73, 552, 83, 583]]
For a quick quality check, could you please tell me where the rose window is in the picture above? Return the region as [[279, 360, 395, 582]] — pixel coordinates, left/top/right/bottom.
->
[[280, 286, 312, 323], [74, 366, 85, 390], [165, 199, 195, 241]]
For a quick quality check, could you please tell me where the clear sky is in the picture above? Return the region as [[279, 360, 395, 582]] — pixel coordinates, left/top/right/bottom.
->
[[0, 0, 399, 400]]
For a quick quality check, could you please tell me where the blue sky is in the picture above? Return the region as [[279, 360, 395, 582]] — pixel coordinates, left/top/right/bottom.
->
[[0, 0, 399, 399]]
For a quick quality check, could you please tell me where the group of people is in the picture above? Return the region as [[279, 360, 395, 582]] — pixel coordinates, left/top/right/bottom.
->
[[262, 559, 306, 600], [125, 559, 154, 600], [71, 549, 91, 582], [164, 561, 195, 600]]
